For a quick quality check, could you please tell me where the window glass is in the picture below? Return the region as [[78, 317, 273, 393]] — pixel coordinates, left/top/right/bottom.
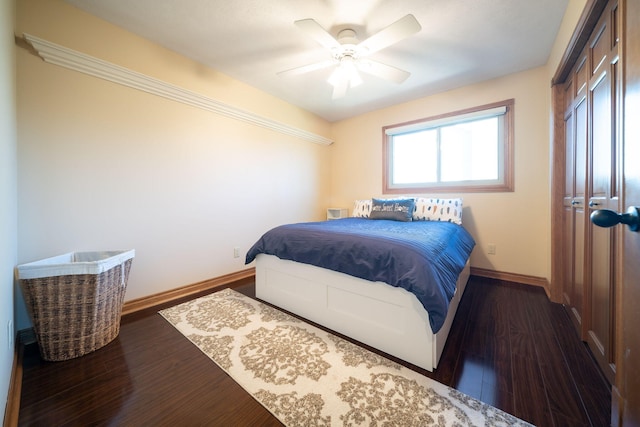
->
[[383, 99, 513, 193], [391, 130, 437, 184]]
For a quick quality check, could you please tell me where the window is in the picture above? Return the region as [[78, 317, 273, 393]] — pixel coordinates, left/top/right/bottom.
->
[[383, 99, 514, 193]]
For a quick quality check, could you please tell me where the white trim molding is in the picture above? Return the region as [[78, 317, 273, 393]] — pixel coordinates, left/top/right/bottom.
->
[[23, 33, 334, 146]]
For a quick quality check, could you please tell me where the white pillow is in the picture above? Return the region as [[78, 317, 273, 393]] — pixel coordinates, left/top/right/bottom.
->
[[413, 198, 463, 225], [352, 199, 372, 218]]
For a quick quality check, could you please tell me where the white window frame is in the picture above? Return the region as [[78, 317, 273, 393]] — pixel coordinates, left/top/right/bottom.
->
[[382, 99, 514, 194]]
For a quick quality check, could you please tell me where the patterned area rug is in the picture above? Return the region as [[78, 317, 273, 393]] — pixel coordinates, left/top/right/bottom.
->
[[160, 288, 533, 426]]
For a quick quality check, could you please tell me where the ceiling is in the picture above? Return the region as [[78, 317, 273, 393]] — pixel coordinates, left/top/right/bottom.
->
[[63, 0, 569, 122]]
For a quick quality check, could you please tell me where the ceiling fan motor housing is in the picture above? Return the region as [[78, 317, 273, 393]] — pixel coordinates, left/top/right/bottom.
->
[[333, 28, 360, 60]]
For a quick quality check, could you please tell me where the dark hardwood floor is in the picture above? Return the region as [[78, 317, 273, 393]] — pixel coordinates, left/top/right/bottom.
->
[[18, 276, 611, 426]]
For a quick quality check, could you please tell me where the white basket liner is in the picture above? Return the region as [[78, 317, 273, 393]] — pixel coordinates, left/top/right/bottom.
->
[[17, 250, 135, 280]]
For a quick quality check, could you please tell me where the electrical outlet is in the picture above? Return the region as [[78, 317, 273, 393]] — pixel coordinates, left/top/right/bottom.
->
[[233, 247, 240, 258], [488, 244, 497, 255]]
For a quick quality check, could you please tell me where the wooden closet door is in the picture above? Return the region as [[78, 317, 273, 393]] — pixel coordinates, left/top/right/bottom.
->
[[618, 1, 640, 423], [586, 1, 619, 385], [563, 57, 588, 334]]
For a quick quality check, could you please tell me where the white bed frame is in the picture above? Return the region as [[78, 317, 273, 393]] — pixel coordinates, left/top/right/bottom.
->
[[255, 254, 471, 371]]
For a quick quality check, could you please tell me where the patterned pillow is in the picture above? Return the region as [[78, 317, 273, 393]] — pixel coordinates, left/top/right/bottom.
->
[[370, 198, 415, 222], [352, 199, 372, 218], [413, 198, 463, 225]]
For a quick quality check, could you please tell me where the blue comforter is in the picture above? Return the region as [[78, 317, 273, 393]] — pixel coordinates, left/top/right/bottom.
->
[[245, 218, 475, 333]]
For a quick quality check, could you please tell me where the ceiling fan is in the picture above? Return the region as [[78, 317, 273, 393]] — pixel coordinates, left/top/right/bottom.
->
[[278, 14, 422, 99]]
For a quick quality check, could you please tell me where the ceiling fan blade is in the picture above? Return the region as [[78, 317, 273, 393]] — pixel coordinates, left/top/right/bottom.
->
[[294, 19, 341, 50], [278, 59, 335, 77], [357, 59, 411, 83], [357, 14, 421, 55]]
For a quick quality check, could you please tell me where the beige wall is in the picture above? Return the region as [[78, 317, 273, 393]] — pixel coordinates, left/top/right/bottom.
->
[[1, 0, 17, 416], [15, 0, 333, 329], [329, 0, 588, 283], [547, 0, 588, 75], [330, 67, 552, 280], [13, 0, 588, 334]]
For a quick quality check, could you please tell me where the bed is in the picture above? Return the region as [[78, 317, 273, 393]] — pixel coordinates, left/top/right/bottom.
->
[[245, 198, 475, 371]]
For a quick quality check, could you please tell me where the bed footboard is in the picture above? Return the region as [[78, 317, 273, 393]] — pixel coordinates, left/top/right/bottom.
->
[[255, 254, 470, 371]]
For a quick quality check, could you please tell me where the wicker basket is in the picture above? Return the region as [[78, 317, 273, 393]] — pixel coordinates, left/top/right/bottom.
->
[[17, 250, 135, 361]]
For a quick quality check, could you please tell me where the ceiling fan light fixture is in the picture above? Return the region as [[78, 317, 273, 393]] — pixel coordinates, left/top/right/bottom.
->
[[327, 56, 362, 88]]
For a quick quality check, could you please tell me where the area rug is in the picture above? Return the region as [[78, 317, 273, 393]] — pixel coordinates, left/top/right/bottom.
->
[[160, 288, 532, 426]]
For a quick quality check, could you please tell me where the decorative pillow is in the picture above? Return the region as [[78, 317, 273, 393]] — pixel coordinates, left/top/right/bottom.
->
[[352, 199, 372, 218], [370, 198, 415, 222], [413, 198, 463, 225]]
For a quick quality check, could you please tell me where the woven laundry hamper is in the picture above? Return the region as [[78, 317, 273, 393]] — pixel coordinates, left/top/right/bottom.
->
[[17, 250, 135, 361]]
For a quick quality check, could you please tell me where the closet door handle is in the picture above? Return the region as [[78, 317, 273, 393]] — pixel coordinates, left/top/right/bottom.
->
[[588, 200, 602, 207], [590, 207, 640, 232]]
